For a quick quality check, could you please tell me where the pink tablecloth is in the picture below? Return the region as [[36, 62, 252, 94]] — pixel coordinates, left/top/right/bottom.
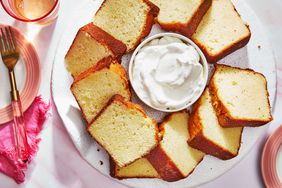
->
[[0, 0, 282, 187]]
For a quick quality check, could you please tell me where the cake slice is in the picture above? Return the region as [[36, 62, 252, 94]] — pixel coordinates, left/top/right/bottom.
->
[[192, 0, 251, 63], [147, 111, 204, 182], [150, 0, 211, 37], [209, 64, 272, 127], [93, 0, 159, 52], [88, 95, 158, 167], [188, 89, 243, 160], [110, 158, 160, 179], [71, 57, 131, 123], [65, 23, 126, 77]]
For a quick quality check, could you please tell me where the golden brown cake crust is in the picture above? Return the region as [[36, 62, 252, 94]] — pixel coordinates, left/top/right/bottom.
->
[[87, 94, 159, 167], [209, 65, 273, 127], [65, 23, 126, 61], [146, 113, 184, 181], [72, 56, 113, 83], [109, 158, 118, 178], [146, 145, 184, 182], [81, 23, 126, 58], [192, 3, 251, 64], [195, 32, 251, 64], [97, 94, 155, 122], [144, 0, 160, 17], [188, 89, 243, 160], [109, 158, 160, 179], [70, 57, 131, 123], [157, 0, 212, 38]]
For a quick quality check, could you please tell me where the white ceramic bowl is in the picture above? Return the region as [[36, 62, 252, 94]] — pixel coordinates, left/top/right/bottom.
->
[[129, 33, 209, 112]]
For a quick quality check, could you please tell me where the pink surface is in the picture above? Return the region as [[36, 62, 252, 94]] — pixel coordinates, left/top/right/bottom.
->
[[0, 24, 41, 124], [0, 0, 282, 188], [0, 96, 50, 183]]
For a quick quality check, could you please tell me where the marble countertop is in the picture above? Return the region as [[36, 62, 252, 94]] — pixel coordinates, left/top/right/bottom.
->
[[0, 0, 281, 187]]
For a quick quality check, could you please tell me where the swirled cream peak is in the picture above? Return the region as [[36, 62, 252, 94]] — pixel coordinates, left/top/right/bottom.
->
[[132, 36, 204, 110]]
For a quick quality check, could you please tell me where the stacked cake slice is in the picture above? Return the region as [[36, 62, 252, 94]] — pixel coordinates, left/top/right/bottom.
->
[[191, 0, 251, 63], [147, 111, 205, 181], [65, 23, 126, 77], [188, 89, 243, 159], [93, 0, 159, 52], [88, 95, 158, 167], [209, 65, 273, 127], [150, 0, 211, 37], [151, 0, 251, 63], [71, 57, 131, 123], [188, 65, 272, 160]]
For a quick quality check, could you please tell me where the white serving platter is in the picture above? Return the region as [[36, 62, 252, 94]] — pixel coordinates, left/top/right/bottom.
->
[[51, 0, 277, 187]]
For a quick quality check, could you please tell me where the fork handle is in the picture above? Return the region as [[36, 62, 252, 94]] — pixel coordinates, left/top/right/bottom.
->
[[11, 97, 30, 163]]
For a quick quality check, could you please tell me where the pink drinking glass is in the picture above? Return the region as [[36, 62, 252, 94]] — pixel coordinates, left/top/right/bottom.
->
[[1, 0, 59, 24]]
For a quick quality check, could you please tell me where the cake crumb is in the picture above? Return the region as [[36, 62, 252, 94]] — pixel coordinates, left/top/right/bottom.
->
[[100, 160, 103, 165]]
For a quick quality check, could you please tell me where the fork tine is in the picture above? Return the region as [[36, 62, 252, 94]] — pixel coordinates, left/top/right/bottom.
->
[[5, 27, 14, 52], [8, 27, 17, 51], [0, 28, 8, 53]]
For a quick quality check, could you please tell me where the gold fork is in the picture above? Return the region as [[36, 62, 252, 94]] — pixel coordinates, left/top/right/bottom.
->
[[0, 26, 30, 163]]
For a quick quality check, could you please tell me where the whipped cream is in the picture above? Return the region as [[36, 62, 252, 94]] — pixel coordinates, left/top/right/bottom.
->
[[132, 36, 205, 110]]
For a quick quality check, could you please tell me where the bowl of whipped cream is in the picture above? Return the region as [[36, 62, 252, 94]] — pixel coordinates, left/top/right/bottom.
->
[[129, 33, 208, 112]]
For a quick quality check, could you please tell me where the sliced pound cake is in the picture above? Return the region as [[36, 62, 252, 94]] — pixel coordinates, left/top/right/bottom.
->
[[209, 65, 272, 127], [188, 89, 243, 160], [88, 95, 158, 167], [150, 0, 211, 37], [110, 158, 160, 179], [65, 23, 126, 77], [147, 111, 204, 182], [192, 0, 251, 63], [93, 0, 159, 52], [71, 57, 131, 123]]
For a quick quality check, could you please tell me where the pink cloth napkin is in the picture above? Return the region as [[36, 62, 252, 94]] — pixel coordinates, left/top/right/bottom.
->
[[0, 96, 50, 183]]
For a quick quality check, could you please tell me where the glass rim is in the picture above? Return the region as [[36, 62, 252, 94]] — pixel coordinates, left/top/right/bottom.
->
[[0, 0, 59, 22]]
